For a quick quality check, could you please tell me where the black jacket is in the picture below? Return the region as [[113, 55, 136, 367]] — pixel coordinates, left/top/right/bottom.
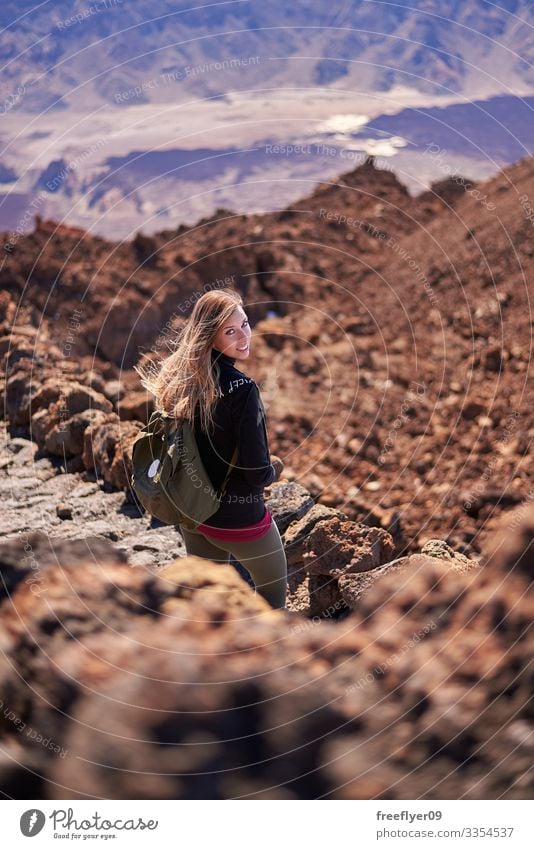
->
[[193, 347, 276, 527]]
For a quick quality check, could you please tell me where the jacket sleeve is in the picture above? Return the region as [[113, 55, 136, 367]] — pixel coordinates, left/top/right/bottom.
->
[[231, 382, 276, 488]]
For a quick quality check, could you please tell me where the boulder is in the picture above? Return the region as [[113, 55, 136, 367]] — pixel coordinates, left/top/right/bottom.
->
[[158, 557, 272, 618], [45, 409, 110, 457], [82, 414, 143, 489], [265, 481, 314, 533], [116, 390, 154, 422], [284, 504, 348, 614], [302, 516, 395, 577]]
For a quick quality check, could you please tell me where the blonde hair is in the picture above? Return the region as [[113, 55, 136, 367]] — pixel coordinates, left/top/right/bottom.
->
[[134, 287, 244, 433]]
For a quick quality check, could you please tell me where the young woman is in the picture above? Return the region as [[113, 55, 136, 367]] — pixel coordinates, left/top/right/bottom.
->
[[134, 287, 287, 609]]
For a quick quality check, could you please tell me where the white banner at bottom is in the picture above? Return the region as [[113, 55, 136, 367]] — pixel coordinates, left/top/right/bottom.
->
[[2, 799, 531, 847]]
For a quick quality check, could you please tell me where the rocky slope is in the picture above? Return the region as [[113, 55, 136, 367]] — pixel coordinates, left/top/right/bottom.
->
[[2, 155, 533, 555], [0, 154, 533, 799]]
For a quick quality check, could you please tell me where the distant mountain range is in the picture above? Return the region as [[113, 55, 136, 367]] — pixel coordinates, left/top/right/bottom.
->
[[1, 0, 533, 110], [1, 0, 533, 238]]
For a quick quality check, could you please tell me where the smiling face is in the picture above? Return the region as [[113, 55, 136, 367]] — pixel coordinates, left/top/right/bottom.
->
[[212, 305, 252, 360]]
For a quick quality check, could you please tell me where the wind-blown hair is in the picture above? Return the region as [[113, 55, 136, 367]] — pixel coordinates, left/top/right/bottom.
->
[[134, 287, 244, 433]]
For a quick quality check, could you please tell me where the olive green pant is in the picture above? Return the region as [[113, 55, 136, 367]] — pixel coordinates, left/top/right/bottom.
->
[[179, 520, 287, 609]]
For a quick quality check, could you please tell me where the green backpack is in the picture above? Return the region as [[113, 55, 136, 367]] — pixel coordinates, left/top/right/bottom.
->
[[130, 410, 238, 530]]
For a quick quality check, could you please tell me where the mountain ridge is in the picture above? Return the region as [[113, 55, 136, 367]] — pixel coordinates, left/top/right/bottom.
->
[[1, 0, 533, 111]]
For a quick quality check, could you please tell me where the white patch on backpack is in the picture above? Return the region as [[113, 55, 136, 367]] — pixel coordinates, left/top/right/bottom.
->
[[148, 459, 160, 478]]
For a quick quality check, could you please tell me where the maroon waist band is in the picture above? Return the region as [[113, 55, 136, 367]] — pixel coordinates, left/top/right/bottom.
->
[[195, 507, 273, 542]]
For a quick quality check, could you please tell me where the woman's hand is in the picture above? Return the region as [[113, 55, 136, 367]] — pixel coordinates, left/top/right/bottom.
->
[[270, 454, 284, 482]]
